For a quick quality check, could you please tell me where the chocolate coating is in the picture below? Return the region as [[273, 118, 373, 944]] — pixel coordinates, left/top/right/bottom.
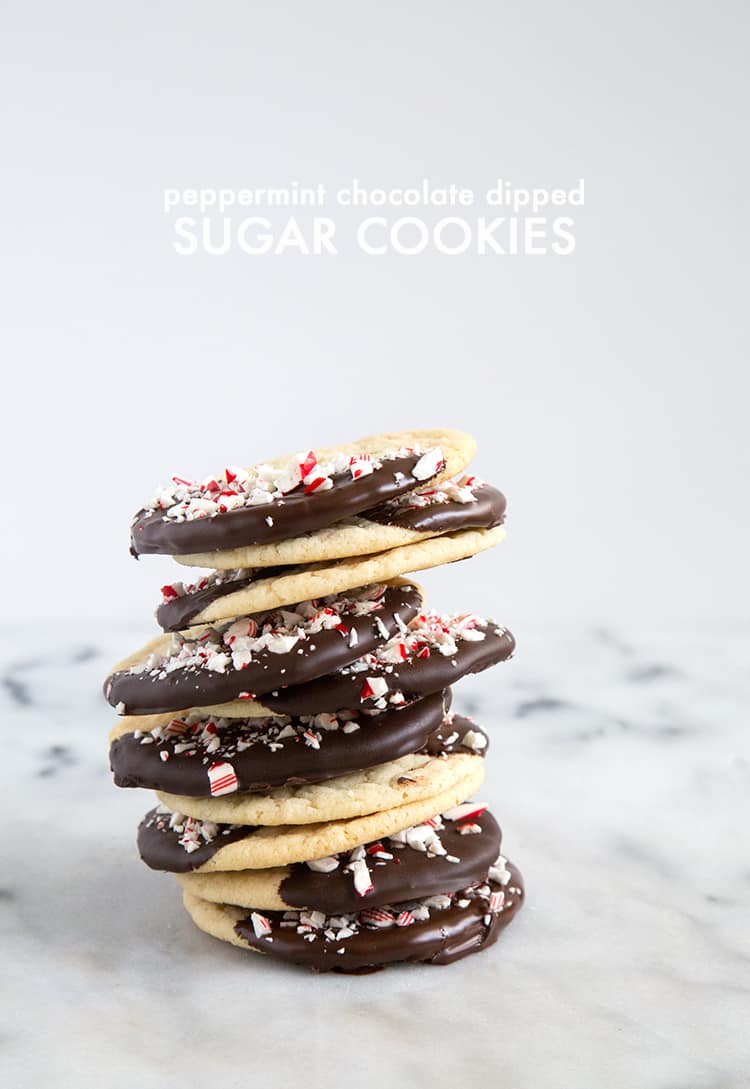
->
[[234, 865, 524, 972], [111, 692, 460, 796], [138, 808, 252, 873], [260, 623, 516, 715], [157, 566, 299, 632], [132, 454, 432, 557], [280, 811, 502, 913], [366, 483, 506, 534], [154, 484, 505, 632], [105, 584, 421, 716]]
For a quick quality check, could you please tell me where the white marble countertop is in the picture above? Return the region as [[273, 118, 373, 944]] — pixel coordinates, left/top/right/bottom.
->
[[3, 623, 748, 1089]]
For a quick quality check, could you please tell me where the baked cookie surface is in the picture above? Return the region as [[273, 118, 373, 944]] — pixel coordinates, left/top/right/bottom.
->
[[155, 749, 485, 827]]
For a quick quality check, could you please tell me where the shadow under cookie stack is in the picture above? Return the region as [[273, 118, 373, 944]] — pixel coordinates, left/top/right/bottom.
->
[[104, 428, 524, 972]]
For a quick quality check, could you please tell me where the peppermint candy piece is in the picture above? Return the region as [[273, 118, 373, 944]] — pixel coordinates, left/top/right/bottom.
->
[[411, 447, 445, 480], [360, 676, 389, 701], [306, 856, 339, 873], [360, 908, 396, 929], [251, 912, 273, 939], [207, 761, 238, 796], [396, 911, 415, 927], [349, 858, 374, 898], [489, 891, 505, 913], [349, 454, 373, 479]]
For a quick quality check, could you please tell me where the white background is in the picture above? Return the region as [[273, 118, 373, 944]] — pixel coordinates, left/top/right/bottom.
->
[[2, 2, 747, 637]]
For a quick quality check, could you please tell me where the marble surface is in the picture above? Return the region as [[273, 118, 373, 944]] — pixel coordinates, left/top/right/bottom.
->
[[2, 622, 749, 1089]]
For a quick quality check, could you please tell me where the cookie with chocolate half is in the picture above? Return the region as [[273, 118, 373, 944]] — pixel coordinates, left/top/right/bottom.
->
[[176, 478, 505, 572], [104, 581, 422, 716], [177, 805, 503, 912], [139, 781, 489, 878], [252, 611, 516, 717], [131, 428, 475, 557], [155, 749, 485, 828], [157, 523, 505, 631], [181, 857, 523, 972], [111, 694, 487, 796]]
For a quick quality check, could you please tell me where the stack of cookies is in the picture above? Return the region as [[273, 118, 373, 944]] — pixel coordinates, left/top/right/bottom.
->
[[104, 429, 524, 972]]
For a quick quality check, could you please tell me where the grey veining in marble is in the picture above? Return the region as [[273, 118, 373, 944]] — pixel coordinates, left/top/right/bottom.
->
[[2, 623, 749, 1089]]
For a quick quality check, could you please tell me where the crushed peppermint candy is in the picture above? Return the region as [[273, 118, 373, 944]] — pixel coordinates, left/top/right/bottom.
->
[[159, 567, 255, 604], [375, 474, 484, 514], [337, 611, 507, 709], [411, 448, 446, 481], [241, 875, 510, 947], [298, 809, 491, 900], [124, 707, 367, 766], [144, 806, 243, 854], [138, 444, 444, 524], [488, 855, 512, 886], [127, 584, 402, 678], [250, 911, 273, 940]]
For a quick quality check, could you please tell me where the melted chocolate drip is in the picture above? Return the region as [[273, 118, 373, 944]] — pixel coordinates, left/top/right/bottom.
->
[[260, 624, 516, 715], [234, 864, 524, 972], [279, 811, 502, 913], [111, 692, 469, 796], [132, 454, 431, 556], [105, 584, 422, 716], [366, 483, 506, 534]]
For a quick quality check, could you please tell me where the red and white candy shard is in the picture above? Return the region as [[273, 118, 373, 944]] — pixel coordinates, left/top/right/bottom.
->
[[207, 761, 238, 796], [141, 443, 444, 523], [251, 912, 273, 939], [360, 675, 389, 701], [411, 447, 445, 481], [396, 911, 415, 927], [489, 891, 505, 913], [349, 454, 373, 479], [349, 858, 374, 897]]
